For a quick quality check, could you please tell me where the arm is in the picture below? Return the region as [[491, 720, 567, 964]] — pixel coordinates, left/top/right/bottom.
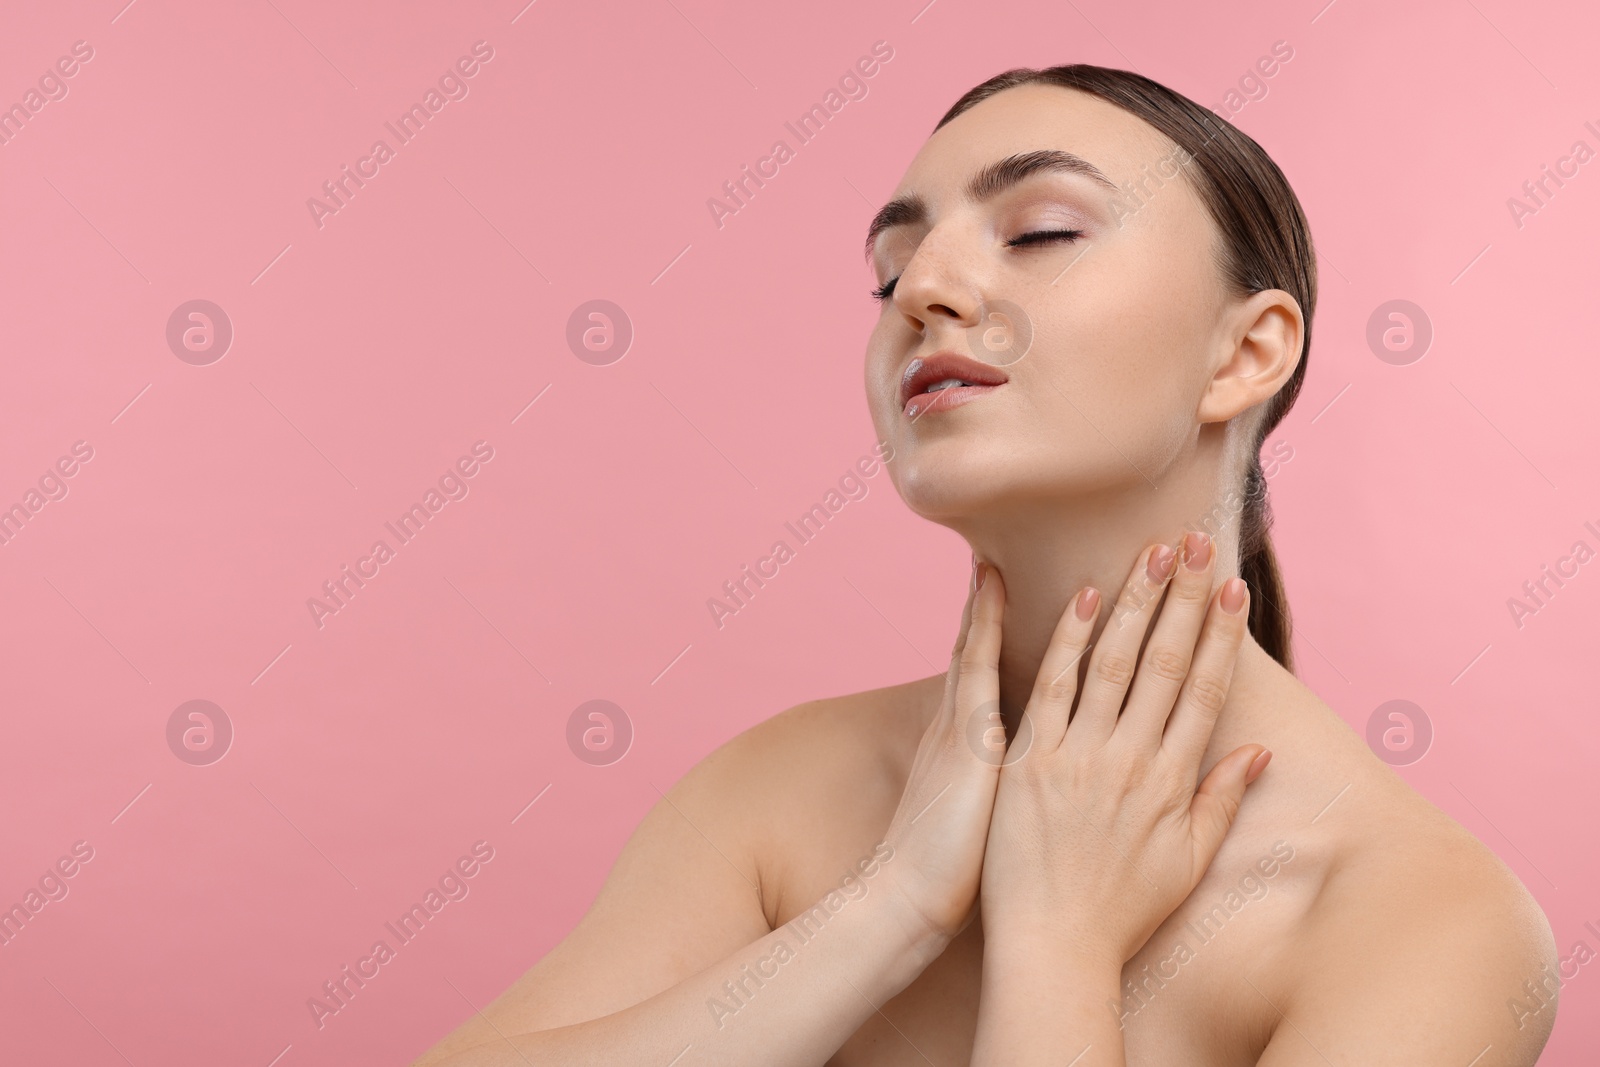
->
[[412, 731, 946, 1067], [423, 877, 948, 1066], [416, 558, 1010, 1065]]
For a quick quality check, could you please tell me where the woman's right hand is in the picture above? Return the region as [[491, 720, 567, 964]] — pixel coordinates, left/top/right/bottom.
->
[[879, 557, 1008, 946]]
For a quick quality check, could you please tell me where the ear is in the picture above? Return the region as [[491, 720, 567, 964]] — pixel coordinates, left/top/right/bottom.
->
[[1196, 289, 1304, 424]]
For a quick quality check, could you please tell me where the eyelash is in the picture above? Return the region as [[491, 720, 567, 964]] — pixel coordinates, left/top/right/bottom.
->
[[869, 229, 1085, 302]]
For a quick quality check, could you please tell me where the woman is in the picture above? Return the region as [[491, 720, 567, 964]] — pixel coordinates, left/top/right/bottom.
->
[[417, 65, 1558, 1065]]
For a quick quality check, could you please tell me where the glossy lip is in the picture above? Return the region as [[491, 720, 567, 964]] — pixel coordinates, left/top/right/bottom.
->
[[899, 352, 1010, 417]]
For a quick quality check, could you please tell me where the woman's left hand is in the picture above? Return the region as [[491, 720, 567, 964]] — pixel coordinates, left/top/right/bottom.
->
[[978, 531, 1270, 969]]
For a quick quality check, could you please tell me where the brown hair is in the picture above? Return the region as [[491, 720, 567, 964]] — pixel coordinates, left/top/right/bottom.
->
[[934, 65, 1315, 672]]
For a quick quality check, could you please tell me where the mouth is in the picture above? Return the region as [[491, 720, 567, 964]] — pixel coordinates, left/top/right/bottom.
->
[[898, 352, 1010, 418]]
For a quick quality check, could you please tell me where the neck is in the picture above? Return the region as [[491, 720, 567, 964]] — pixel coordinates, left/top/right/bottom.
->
[[956, 477, 1273, 730]]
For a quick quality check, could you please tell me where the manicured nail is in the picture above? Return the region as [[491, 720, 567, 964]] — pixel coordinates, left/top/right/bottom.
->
[[1246, 748, 1272, 783], [976, 562, 989, 590], [1146, 544, 1176, 583], [1221, 577, 1247, 614], [1182, 531, 1212, 571], [1075, 587, 1100, 620]]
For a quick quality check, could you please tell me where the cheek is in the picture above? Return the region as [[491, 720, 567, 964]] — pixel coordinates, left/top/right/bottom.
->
[[1026, 269, 1210, 467], [1043, 277, 1201, 413], [865, 315, 917, 418]]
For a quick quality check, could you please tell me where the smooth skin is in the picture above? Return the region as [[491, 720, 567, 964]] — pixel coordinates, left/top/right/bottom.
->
[[415, 83, 1559, 1066]]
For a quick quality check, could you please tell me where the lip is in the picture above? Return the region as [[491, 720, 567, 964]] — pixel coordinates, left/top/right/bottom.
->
[[898, 351, 1010, 418]]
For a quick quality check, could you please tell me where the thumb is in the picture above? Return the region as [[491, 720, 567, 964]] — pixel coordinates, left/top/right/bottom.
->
[[954, 894, 982, 939], [1189, 745, 1270, 871]]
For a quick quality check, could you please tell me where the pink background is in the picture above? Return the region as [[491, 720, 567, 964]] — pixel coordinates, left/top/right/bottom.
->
[[2, 0, 1597, 1062]]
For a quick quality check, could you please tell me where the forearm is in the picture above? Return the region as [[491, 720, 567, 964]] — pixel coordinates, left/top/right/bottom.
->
[[429, 883, 948, 1067], [970, 931, 1126, 1067]]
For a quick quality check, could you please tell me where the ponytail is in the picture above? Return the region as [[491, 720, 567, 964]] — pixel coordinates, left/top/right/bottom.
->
[[1238, 458, 1293, 672]]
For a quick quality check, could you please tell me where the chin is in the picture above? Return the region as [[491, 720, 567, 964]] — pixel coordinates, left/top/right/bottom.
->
[[894, 444, 1139, 529], [890, 448, 1020, 522]]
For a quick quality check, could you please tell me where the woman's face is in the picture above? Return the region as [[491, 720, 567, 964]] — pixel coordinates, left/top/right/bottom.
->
[[864, 84, 1239, 522]]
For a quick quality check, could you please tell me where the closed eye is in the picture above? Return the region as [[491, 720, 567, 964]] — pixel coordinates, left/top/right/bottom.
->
[[1005, 228, 1085, 248], [870, 229, 1086, 302]]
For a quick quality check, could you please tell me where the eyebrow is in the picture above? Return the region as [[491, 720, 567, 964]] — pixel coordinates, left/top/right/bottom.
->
[[863, 149, 1118, 261]]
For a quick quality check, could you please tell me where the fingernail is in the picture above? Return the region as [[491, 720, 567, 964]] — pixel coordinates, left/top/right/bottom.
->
[[1246, 748, 1272, 783], [1075, 586, 1100, 620], [1146, 544, 1176, 583], [976, 562, 989, 590], [1221, 577, 1247, 614], [1182, 531, 1212, 571]]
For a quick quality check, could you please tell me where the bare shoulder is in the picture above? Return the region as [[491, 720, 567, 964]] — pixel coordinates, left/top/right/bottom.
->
[[670, 675, 923, 821], [710, 675, 939, 922], [719, 675, 933, 778], [1262, 739, 1559, 1064]]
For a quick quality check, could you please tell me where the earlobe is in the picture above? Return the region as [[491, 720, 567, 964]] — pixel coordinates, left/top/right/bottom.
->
[[1195, 290, 1303, 424]]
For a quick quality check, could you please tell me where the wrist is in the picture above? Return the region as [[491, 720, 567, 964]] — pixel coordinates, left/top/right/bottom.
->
[[972, 933, 1126, 1065], [983, 917, 1124, 978], [979, 939, 1124, 1034], [873, 873, 960, 973]]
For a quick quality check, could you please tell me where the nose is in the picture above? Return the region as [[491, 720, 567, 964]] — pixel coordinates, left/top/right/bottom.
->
[[889, 225, 982, 335]]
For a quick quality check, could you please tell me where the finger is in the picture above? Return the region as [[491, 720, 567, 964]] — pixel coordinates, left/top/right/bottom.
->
[[953, 562, 1006, 765], [1065, 542, 1177, 746], [934, 556, 984, 734], [1117, 531, 1219, 750], [951, 555, 981, 662], [1024, 585, 1101, 752], [1161, 576, 1250, 770], [1187, 744, 1269, 882]]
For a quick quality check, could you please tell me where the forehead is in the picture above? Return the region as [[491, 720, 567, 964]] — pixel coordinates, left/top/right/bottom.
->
[[895, 82, 1180, 201]]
